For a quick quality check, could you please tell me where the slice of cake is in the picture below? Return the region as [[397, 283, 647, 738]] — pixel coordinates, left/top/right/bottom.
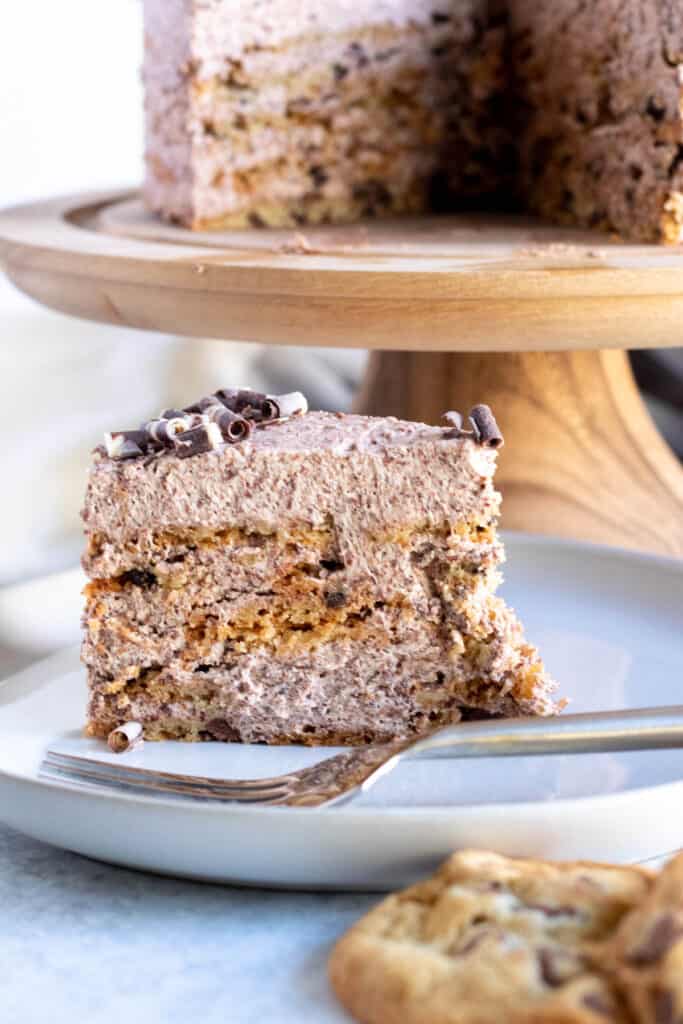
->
[[142, 0, 683, 242], [81, 390, 559, 745]]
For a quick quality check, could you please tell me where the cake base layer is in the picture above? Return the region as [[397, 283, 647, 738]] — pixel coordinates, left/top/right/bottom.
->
[[83, 514, 558, 745]]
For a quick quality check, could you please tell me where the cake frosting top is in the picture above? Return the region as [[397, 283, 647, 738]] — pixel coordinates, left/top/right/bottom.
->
[[83, 394, 503, 559]]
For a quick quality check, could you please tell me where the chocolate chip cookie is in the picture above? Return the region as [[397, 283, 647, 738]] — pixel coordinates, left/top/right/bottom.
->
[[606, 854, 683, 1024], [329, 849, 653, 1024]]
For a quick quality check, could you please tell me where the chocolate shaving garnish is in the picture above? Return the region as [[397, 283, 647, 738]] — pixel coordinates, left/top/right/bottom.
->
[[469, 404, 504, 448], [173, 422, 222, 459], [626, 914, 683, 966], [216, 410, 252, 442], [197, 396, 224, 413], [200, 403, 252, 442], [261, 397, 280, 420], [104, 433, 144, 460], [107, 721, 143, 754], [104, 386, 308, 461], [214, 388, 269, 418], [147, 416, 189, 446], [267, 391, 309, 419], [443, 410, 463, 432]]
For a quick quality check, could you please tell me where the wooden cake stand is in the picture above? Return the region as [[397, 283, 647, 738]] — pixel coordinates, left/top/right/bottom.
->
[[1, 189, 682, 557]]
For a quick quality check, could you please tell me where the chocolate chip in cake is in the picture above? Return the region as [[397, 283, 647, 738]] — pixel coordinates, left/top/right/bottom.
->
[[347, 41, 369, 68], [204, 719, 241, 742], [653, 989, 681, 1024], [320, 559, 345, 574], [310, 165, 329, 188], [121, 568, 157, 589], [626, 914, 683, 966], [538, 947, 583, 987], [527, 903, 579, 918], [332, 63, 348, 81], [646, 96, 667, 122], [454, 929, 493, 956], [581, 992, 616, 1018], [325, 591, 347, 609]]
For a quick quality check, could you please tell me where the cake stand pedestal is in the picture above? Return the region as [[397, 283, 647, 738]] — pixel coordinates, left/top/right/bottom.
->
[[1, 190, 681, 557]]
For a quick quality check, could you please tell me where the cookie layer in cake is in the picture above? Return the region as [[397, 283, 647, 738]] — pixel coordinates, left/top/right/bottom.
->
[[82, 403, 559, 744]]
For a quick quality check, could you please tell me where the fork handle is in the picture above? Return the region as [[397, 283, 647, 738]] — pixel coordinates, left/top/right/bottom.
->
[[407, 706, 683, 760]]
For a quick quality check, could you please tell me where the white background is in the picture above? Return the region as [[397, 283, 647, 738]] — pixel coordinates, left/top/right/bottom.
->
[[0, 1, 362, 586]]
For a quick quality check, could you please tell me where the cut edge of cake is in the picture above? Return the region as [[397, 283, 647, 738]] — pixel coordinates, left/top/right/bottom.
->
[[142, 0, 683, 243]]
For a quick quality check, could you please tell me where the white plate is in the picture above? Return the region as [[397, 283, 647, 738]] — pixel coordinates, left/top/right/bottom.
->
[[0, 535, 681, 890]]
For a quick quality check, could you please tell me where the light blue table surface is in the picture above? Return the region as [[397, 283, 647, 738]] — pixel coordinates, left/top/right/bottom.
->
[[2, 823, 373, 1023]]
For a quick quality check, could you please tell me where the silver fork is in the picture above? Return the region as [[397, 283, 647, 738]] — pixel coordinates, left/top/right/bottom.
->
[[40, 706, 683, 808]]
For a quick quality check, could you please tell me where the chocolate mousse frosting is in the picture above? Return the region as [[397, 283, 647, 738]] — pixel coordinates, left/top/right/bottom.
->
[[82, 399, 559, 745]]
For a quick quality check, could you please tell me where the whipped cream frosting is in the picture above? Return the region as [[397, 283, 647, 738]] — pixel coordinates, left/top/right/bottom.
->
[[83, 412, 499, 566]]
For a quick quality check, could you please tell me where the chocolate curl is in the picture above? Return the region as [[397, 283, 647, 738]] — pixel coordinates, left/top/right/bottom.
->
[[147, 416, 190, 446], [173, 422, 223, 459], [160, 408, 185, 420], [442, 410, 463, 436], [107, 721, 143, 754], [104, 432, 145, 460], [206, 405, 252, 442], [267, 391, 309, 419], [197, 396, 224, 414], [468, 405, 504, 448], [214, 387, 269, 419]]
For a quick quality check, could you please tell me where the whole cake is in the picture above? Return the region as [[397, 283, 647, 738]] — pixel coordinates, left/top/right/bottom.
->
[[81, 389, 559, 745], [143, 0, 683, 242]]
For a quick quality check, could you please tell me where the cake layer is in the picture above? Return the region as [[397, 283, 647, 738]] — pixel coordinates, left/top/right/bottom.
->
[[83, 413, 501, 562], [86, 595, 555, 745], [82, 518, 502, 679]]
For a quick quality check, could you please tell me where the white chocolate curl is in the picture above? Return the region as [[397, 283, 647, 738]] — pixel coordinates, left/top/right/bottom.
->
[[107, 721, 144, 754], [269, 392, 308, 419]]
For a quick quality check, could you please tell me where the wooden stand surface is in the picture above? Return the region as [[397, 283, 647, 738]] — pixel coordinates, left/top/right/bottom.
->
[[0, 190, 682, 556]]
